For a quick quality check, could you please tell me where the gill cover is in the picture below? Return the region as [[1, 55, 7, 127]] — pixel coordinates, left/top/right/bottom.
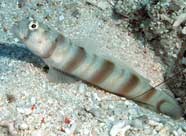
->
[[12, 17, 59, 57]]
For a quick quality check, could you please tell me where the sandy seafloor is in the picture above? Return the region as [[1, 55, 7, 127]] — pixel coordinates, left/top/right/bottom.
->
[[0, 0, 186, 135]]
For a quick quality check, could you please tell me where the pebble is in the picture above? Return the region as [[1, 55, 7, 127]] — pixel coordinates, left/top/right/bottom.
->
[[144, 127, 152, 135], [17, 107, 32, 115], [124, 100, 134, 106], [30, 97, 36, 105], [173, 13, 186, 28], [1, 2, 6, 8], [91, 93, 101, 102], [131, 119, 144, 128], [31, 129, 45, 136], [97, 1, 109, 10], [83, 128, 90, 135], [181, 125, 186, 132], [78, 83, 85, 93], [159, 126, 169, 134], [173, 130, 179, 136], [0, 120, 17, 136], [19, 122, 29, 130], [148, 120, 161, 126], [64, 120, 77, 135], [59, 15, 65, 21], [13, 38, 19, 42], [181, 57, 186, 65], [177, 128, 184, 134], [182, 27, 186, 34], [110, 121, 130, 136]]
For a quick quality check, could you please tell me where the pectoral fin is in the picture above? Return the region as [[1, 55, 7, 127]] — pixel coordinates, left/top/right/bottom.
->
[[47, 67, 77, 83]]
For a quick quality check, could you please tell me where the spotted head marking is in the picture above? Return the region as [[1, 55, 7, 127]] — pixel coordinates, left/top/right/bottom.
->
[[12, 17, 63, 58]]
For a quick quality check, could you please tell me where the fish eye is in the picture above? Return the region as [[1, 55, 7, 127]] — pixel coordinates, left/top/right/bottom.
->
[[28, 21, 39, 31]]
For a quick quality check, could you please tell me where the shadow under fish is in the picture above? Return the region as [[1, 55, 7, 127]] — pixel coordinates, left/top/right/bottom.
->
[[0, 42, 78, 83], [0, 43, 43, 67]]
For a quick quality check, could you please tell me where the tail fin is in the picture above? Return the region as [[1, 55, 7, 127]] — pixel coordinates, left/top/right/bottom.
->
[[134, 88, 182, 119]]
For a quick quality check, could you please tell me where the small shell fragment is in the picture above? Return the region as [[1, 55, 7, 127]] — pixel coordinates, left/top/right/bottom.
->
[[110, 121, 131, 136], [78, 83, 86, 93], [0, 120, 17, 136], [19, 122, 29, 130], [31, 129, 45, 136], [173, 13, 186, 28]]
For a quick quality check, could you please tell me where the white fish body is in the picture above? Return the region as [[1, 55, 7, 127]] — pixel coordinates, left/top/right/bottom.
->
[[13, 17, 182, 119]]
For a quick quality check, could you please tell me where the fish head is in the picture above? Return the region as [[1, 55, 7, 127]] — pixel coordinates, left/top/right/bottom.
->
[[12, 17, 59, 58]]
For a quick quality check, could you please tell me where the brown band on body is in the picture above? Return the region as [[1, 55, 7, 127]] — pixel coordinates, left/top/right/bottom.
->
[[117, 74, 139, 97], [109, 69, 125, 93], [89, 60, 115, 85], [63, 47, 86, 73], [42, 34, 65, 59], [140, 88, 156, 102], [81, 54, 97, 73], [157, 100, 166, 113]]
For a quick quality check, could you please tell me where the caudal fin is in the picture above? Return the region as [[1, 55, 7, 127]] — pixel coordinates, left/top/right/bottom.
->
[[133, 88, 182, 119]]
